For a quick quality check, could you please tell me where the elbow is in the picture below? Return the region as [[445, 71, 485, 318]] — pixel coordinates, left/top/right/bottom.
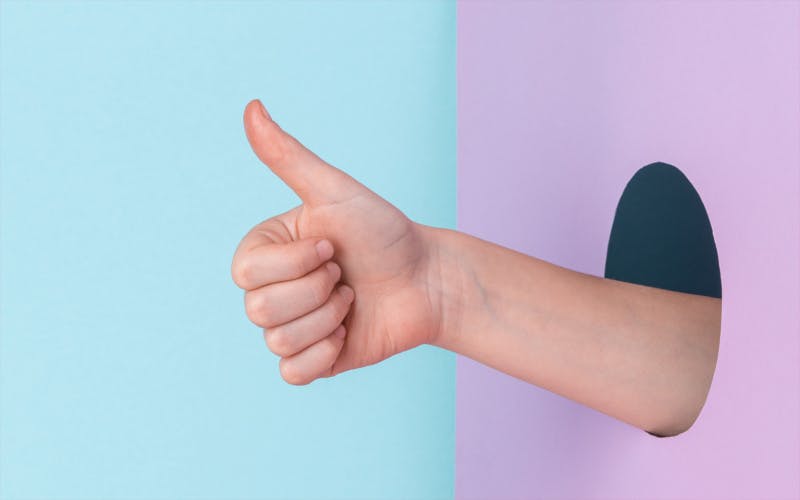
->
[[643, 390, 710, 438], [643, 338, 719, 438], [645, 411, 699, 438]]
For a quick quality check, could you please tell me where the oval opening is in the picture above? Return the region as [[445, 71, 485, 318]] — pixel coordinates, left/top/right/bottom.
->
[[605, 162, 722, 437]]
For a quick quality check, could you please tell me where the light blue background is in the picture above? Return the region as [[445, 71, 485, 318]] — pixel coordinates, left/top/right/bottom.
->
[[0, 1, 456, 498]]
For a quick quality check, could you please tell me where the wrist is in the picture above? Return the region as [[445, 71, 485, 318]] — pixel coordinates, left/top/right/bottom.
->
[[416, 224, 475, 351]]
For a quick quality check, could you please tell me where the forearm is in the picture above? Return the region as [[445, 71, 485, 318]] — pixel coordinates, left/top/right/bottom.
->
[[422, 225, 721, 436]]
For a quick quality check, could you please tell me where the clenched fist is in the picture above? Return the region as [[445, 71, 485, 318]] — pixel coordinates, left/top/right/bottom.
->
[[231, 100, 445, 385]]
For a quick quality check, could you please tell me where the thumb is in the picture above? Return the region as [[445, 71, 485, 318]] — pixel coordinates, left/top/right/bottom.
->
[[243, 99, 362, 205]]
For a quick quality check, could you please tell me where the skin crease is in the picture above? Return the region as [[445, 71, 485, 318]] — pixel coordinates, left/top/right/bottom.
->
[[232, 99, 722, 437]]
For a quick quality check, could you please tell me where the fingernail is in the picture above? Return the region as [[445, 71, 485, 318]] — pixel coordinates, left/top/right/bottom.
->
[[333, 325, 347, 339], [316, 239, 334, 261], [326, 261, 341, 280], [340, 285, 354, 302], [255, 99, 271, 121]]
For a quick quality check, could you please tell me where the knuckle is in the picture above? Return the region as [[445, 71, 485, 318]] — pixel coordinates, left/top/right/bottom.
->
[[231, 259, 253, 289], [279, 360, 308, 386], [265, 327, 293, 357], [245, 293, 270, 326]]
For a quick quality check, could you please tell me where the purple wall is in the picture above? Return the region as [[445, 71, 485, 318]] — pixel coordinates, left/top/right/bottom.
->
[[456, 3, 799, 498]]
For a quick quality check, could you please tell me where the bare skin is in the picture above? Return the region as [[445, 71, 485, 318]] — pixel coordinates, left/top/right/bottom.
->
[[232, 99, 722, 437]]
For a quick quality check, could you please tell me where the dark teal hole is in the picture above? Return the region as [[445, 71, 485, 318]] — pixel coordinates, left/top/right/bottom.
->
[[605, 162, 721, 299]]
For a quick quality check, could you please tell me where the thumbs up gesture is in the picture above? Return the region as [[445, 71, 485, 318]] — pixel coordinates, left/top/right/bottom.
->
[[232, 100, 446, 385]]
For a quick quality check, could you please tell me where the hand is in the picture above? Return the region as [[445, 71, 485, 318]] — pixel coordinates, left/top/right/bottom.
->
[[232, 100, 444, 385]]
